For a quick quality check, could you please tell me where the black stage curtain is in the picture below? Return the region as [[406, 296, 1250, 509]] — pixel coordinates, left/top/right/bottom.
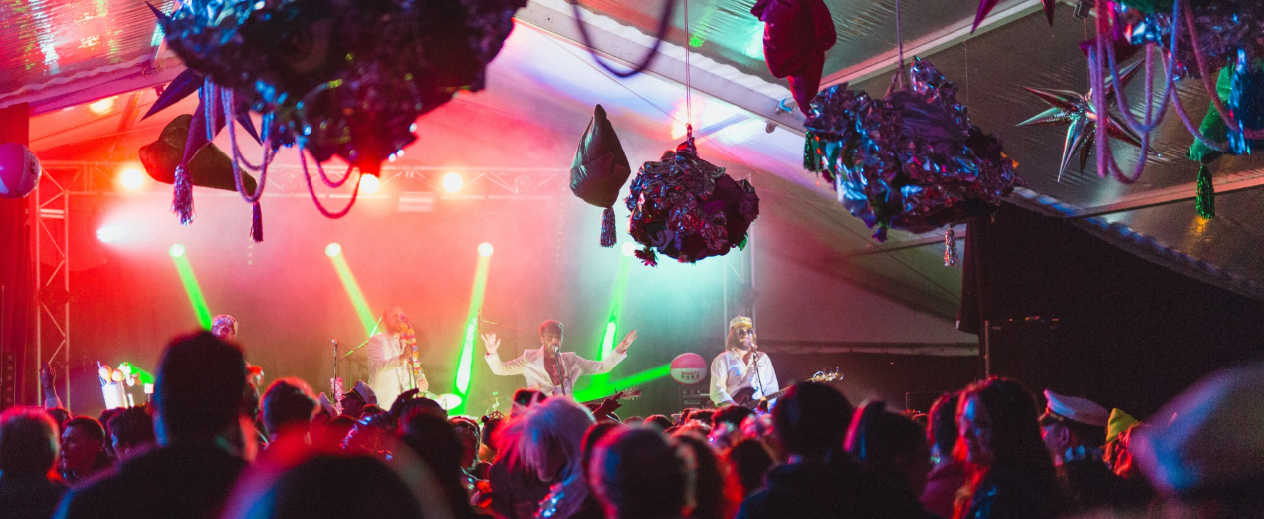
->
[[958, 203, 1264, 417], [0, 103, 36, 409]]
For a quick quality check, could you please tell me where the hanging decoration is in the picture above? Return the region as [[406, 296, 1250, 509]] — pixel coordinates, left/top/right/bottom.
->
[[143, 0, 526, 236], [625, 133, 760, 266], [803, 58, 1021, 241], [1079, 0, 1264, 218], [750, 0, 836, 116], [0, 142, 41, 199], [623, 0, 760, 266], [973, 0, 1057, 32], [570, 105, 633, 247], [1017, 60, 1143, 180]]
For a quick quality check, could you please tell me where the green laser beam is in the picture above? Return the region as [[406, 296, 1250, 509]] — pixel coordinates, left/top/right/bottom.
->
[[590, 254, 633, 391], [573, 364, 671, 402], [330, 253, 377, 337], [453, 254, 492, 411], [172, 253, 212, 330]]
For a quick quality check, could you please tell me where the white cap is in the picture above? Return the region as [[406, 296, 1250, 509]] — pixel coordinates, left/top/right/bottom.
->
[[1043, 389, 1110, 427]]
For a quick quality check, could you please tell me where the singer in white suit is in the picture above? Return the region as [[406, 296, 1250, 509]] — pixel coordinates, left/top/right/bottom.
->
[[482, 320, 637, 396]]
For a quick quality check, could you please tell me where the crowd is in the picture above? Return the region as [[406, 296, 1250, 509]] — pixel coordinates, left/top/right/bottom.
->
[[0, 330, 1261, 519]]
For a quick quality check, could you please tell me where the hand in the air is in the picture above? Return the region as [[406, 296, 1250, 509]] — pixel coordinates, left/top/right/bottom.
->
[[614, 330, 638, 354], [417, 377, 429, 393], [481, 333, 500, 355], [40, 362, 54, 390]]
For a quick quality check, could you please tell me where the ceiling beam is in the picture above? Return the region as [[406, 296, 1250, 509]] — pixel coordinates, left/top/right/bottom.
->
[[0, 56, 185, 116], [1067, 169, 1264, 219], [815, 0, 1044, 95], [515, 0, 806, 134]]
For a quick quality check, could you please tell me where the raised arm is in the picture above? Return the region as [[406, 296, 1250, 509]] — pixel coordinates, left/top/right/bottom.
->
[[483, 333, 528, 375], [573, 330, 636, 375]]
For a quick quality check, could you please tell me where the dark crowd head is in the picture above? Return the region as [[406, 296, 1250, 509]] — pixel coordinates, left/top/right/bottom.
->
[[674, 433, 740, 519], [726, 439, 774, 497], [0, 407, 60, 476], [712, 405, 755, 430], [61, 416, 107, 476], [228, 455, 427, 519], [341, 392, 368, 420], [1039, 414, 1107, 455], [928, 392, 960, 462], [317, 416, 356, 451], [46, 407, 71, 430], [400, 410, 477, 519], [108, 405, 156, 461], [262, 378, 317, 441], [643, 414, 674, 431], [591, 428, 690, 519], [844, 401, 932, 495], [480, 414, 504, 452], [772, 382, 854, 461], [581, 421, 627, 484], [448, 416, 481, 469], [154, 331, 247, 444], [958, 377, 1055, 477]]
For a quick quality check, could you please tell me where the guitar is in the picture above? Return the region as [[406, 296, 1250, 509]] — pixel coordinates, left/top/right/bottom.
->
[[732, 370, 843, 410], [580, 387, 642, 419]]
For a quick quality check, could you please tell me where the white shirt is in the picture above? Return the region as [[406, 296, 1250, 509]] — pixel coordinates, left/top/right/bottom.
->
[[485, 347, 627, 396], [710, 349, 779, 406], [367, 332, 412, 408]]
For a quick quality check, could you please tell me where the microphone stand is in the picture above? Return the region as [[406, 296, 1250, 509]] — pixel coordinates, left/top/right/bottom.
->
[[554, 347, 567, 396]]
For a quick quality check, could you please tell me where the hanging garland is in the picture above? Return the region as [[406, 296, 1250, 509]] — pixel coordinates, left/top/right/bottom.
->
[[1086, 0, 1264, 217], [145, 0, 526, 237]]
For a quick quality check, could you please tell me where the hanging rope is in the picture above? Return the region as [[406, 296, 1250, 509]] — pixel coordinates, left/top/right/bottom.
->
[[895, 0, 907, 90], [684, 0, 691, 134], [220, 87, 273, 204], [570, 0, 678, 78]]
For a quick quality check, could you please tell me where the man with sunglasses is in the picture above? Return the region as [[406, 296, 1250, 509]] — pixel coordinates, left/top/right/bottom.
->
[[710, 316, 779, 408]]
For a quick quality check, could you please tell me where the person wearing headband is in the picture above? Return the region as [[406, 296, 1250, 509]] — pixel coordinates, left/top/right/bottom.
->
[[366, 306, 427, 409], [710, 316, 779, 407]]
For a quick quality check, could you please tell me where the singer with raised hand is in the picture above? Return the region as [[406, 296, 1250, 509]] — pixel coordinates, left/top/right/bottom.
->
[[366, 305, 429, 408], [710, 316, 779, 407], [482, 320, 637, 396]]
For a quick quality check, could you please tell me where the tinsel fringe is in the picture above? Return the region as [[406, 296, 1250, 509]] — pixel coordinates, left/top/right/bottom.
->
[[1195, 163, 1215, 218], [251, 201, 264, 242], [600, 207, 616, 247], [173, 164, 194, 225], [944, 228, 959, 267]]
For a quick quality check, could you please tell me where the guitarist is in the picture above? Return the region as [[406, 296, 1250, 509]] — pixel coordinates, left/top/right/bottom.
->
[[482, 320, 638, 397], [710, 316, 779, 408]]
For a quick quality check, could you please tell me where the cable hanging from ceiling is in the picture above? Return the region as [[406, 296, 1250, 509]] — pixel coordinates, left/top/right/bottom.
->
[[569, 0, 679, 78]]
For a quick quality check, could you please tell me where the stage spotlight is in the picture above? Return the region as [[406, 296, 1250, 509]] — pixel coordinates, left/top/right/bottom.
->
[[621, 241, 636, 257], [325, 243, 342, 257], [119, 167, 145, 190], [442, 172, 463, 193], [97, 226, 122, 243], [478, 242, 494, 257], [360, 174, 380, 194], [168, 244, 186, 258], [88, 96, 116, 115]]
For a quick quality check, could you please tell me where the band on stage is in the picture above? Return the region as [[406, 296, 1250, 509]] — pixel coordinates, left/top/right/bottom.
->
[[309, 306, 782, 415]]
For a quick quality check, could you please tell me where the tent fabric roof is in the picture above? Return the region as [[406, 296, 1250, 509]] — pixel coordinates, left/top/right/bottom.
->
[[2, 0, 1261, 320]]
